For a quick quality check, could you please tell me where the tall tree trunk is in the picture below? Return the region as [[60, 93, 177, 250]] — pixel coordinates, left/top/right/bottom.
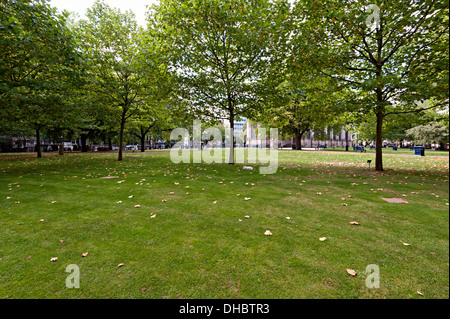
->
[[375, 110, 384, 171], [140, 135, 146, 153], [58, 135, 64, 156], [228, 110, 234, 164], [36, 128, 42, 158], [81, 134, 88, 153], [118, 114, 125, 161], [108, 136, 112, 151], [375, 23, 384, 171], [295, 130, 304, 150], [140, 126, 146, 152], [345, 130, 349, 151], [59, 141, 64, 156]]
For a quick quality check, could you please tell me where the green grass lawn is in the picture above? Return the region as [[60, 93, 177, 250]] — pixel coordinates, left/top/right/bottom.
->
[[0, 150, 448, 299]]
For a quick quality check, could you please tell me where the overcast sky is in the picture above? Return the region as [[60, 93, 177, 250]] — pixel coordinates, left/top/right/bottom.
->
[[50, 0, 160, 26]]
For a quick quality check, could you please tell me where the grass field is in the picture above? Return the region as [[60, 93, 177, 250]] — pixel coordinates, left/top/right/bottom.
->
[[0, 150, 448, 299]]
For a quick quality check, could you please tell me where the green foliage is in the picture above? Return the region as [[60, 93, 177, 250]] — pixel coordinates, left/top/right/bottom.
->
[[406, 122, 449, 146], [0, 0, 83, 134], [149, 0, 290, 121]]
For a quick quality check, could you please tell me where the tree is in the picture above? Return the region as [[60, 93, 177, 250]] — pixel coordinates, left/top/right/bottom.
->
[[356, 101, 449, 146], [257, 68, 344, 150], [296, 0, 449, 170], [128, 105, 171, 152], [79, 1, 166, 161], [150, 0, 291, 163], [0, 0, 83, 158], [406, 122, 449, 148]]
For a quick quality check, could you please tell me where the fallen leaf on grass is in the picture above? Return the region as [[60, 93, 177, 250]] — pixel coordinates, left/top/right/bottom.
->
[[417, 291, 423, 296], [212, 200, 217, 204], [134, 205, 141, 208], [39, 219, 44, 222], [319, 237, 327, 241], [349, 221, 360, 225], [402, 242, 411, 246], [117, 263, 124, 268], [244, 215, 250, 219], [346, 269, 357, 276], [50, 257, 58, 262], [151, 214, 156, 218], [81, 252, 89, 257], [264, 230, 273, 236]]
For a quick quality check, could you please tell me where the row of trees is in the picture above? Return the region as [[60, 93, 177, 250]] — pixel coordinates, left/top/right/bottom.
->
[[0, 0, 183, 159], [1, 0, 448, 170]]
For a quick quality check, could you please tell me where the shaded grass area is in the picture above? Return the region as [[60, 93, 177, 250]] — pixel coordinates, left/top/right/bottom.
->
[[316, 146, 449, 157], [0, 150, 448, 298]]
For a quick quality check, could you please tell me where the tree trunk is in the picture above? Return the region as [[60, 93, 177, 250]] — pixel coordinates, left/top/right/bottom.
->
[[81, 134, 88, 153], [59, 141, 64, 156], [375, 111, 384, 171], [345, 130, 349, 151], [118, 115, 125, 161], [295, 130, 304, 150], [139, 126, 146, 152], [140, 135, 146, 153], [36, 128, 42, 158], [228, 110, 235, 164], [375, 25, 384, 171], [108, 136, 112, 151]]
